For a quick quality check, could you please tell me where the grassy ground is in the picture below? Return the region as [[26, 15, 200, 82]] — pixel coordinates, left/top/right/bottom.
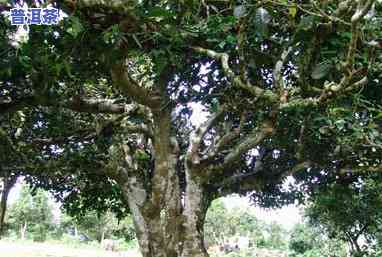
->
[[0, 240, 290, 257], [0, 240, 141, 257]]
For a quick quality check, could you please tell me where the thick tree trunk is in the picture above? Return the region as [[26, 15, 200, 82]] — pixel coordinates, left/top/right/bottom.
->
[[122, 175, 210, 257], [0, 176, 17, 238], [181, 167, 210, 257], [0, 189, 10, 238], [118, 110, 212, 257]]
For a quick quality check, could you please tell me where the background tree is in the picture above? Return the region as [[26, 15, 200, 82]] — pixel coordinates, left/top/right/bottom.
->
[[7, 183, 54, 241], [305, 175, 382, 256], [0, 111, 26, 237], [262, 221, 287, 250], [0, 172, 17, 238], [289, 222, 347, 257], [0, 1, 381, 257], [204, 199, 265, 248], [61, 210, 135, 243]]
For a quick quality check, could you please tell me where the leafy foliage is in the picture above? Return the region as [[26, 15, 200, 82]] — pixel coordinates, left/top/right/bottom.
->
[[7, 183, 54, 241], [205, 199, 287, 250], [305, 174, 382, 256], [0, 0, 382, 255], [289, 222, 347, 257], [61, 210, 135, 242]]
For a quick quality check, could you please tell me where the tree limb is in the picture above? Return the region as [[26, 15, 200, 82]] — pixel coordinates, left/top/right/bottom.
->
[[0, 96, 35, 115], [345, 0, 375, 70], [192, 47, 278, 103], [62, 97, 144, 114], [186, 108, 225, 166], [340, 164, 382, 174], [273, 46, 292, 92], [0, 95, 149, 117], [220, 120, 274, 169], [202, 112, 246, 164], [111, 63, 162, 109], [122, 121, 153, 139], [216, 160, 313, 197]]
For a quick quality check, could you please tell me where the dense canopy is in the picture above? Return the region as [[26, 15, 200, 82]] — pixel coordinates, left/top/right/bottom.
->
[[1, 1, 381, 257]]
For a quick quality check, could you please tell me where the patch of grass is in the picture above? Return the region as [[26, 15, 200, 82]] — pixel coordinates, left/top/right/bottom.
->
[[0, 240, 125, 257]]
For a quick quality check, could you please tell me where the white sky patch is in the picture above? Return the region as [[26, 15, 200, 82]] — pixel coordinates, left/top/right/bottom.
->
[[7, 22, 29, 48], [189, 102, 208, 126], [8, 178, 62, 223], [8, 178, 23, 204], [222, 195, 302, 230]]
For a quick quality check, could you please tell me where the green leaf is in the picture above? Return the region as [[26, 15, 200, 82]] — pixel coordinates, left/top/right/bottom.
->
[[334, 120, 346, 131], [329, 108, 347, 115], [210, 99, 219, 113], [234, 5, 247, 18], [134, 149, 150, 161], [146, 7, 174, 18], [225, 35, 236, 45], [67, 17, 84, 38], [218, 41, 226, 49], [254, 7, 271, 39], [319, 126, 330, 135], [53, 63, 63, 76], [18, 55, 31, 68], [375, 112, 382, 120], [289, 4, 297, 18], [311, 62, 331, 80], [63, 61, 73, 78], [298, 16, 315, 31]]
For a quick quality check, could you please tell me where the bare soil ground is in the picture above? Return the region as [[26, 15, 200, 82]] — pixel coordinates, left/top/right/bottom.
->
[[0, 241, 141, 257]]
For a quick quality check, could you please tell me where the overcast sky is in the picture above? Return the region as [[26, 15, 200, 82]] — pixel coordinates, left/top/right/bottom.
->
[[222, 195, 302, 230]]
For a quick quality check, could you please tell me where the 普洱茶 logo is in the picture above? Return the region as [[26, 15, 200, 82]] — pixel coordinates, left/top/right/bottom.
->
[[10, 7, 59, 25]]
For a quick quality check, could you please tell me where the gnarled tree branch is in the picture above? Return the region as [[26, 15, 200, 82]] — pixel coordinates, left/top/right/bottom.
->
[[219, 120, 274, 170], [186, 108, 224, 166], [192, 47, 278, 103], [0, 94, 150, 118], [111, 63, 162, 109]]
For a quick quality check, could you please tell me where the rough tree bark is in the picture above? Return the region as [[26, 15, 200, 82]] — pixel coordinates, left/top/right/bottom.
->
[[0, 175, 17, 238], [182, 166, 211, 257], [121, 167, 211, 257], [116, 110, 212, 257]]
